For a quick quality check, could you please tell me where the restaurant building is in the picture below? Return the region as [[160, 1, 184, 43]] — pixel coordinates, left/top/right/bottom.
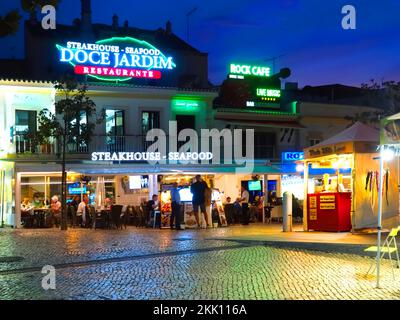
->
[[0, 0, 385, 229]]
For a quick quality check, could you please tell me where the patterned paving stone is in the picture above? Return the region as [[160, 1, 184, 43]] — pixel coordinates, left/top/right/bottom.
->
[[0, 227, 399, 300]]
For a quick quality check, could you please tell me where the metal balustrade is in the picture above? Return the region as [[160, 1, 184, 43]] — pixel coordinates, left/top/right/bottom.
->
[[11, 134, 275, 160]]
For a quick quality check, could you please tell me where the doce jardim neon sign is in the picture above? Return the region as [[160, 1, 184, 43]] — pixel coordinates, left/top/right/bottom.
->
[[56, 37, 176, 81]]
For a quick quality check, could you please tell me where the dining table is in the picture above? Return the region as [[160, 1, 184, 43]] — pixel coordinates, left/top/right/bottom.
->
[[32, 207, 50, 228]]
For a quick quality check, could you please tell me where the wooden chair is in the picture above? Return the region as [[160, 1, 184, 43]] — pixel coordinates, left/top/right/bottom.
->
[[129, 206, 139, 226], [137, 205, 148, 228], [120, 205, 128, 229], [94, 210, 107, 229], [110, 205, 123, 230], [223, 204, 235, 225]]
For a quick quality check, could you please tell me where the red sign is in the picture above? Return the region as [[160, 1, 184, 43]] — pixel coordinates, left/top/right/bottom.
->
[[74, 65, 162, 79]]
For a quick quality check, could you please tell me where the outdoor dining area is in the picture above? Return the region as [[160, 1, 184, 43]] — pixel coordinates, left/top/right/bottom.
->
[[21, 196, 156, 230], [20, 175, 156, 230]]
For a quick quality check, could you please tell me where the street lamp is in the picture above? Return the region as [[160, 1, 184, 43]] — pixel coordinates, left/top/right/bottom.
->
[[376, 145, 395, 288]]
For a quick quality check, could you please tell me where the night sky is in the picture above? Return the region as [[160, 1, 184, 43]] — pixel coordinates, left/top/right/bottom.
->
[[0, 0, 399, 87]]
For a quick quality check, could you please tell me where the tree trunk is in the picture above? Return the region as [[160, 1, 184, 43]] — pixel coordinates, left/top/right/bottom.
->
[[60, 126, 68, 230]]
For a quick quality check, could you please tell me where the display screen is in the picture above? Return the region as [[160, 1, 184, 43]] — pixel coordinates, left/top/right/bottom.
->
[[68, 183, 86, 195], [129, 176, 142, 189], [179, 188, 193, 202], [129, 175, 149, 189], [248, 180, 262, 191]]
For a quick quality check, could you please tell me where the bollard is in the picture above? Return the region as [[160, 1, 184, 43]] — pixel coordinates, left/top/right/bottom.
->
[[282, 191, 292, 232]]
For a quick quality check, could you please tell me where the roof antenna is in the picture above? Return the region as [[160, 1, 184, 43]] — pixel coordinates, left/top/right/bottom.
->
[[186, 7, 197, 42]]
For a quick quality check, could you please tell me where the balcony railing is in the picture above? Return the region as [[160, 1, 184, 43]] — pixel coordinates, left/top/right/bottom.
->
[[11, 134, 276, 161]]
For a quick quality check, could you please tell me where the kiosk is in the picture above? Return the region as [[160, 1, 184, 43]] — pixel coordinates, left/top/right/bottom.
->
[[303, 122, 399, 232]]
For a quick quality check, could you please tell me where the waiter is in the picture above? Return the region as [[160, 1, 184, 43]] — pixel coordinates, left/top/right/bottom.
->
[[239, 185, 250, 225]]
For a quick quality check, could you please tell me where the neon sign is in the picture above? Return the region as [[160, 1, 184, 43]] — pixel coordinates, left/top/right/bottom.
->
[[282, 152, 304, 162], [171, 98, 204, 113], [229, 63, 270, 78], [56, 37, 176, 81], [256, 88, 281, 98], [256, 88, 281, 101]]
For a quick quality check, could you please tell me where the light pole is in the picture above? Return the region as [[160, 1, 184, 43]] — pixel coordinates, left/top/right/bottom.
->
[[264, 54, 285, 75], [376, 145, 395, 288], [376, 145, 384, 288]]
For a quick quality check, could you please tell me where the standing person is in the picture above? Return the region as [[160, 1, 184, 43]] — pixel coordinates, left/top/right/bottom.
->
[[239, 185, 250, 225], [170, 182, 182, 230], [70, 195, 80, 211], [77, 196, 88, 227], [190, 175, 209, 228], [204, 184, 212, 228]]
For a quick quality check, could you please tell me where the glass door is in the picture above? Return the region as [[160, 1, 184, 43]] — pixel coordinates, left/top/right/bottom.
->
[[106, 109, 125, 152]]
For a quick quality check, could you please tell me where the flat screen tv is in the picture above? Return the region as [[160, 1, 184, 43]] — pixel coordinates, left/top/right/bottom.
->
[[179, 188, 193, 202], [68, 183, 87, 195], [248, 180, 262, 191], [129, 176, 142, 189]]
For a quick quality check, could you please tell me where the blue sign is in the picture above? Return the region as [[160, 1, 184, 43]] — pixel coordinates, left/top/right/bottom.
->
[[282, 152, 304, 162]]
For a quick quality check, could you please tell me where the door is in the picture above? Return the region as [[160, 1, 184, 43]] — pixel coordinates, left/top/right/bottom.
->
[[15, 110, 37, 153]]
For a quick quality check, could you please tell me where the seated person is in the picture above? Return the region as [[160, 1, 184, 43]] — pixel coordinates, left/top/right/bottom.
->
[[21, 198, 33, 213], [224, 196, 232, 204], [233, 198, 242, 224], [50, 195, 62, 227], [21, 198, 33, 227], [147, 194, 160, 227], [32, 195, 43, 208]]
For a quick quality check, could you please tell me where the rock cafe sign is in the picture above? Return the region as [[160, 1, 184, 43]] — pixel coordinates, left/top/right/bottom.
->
[[56, 36, 176, 81]]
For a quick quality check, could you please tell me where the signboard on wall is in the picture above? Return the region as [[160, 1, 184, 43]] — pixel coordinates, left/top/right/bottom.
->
[[305, 142, 353, 159], [229, 63, 271, 78], [57, 37, 176, 82], [282, 152, 304, 162]]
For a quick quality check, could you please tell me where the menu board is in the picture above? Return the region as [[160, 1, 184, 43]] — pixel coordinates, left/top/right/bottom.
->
[[309, 196, 317, 220], [183, 203, 198, 229]]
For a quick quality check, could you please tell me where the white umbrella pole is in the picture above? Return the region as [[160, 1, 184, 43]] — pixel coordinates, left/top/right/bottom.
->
[[376, 145, 385, 288]]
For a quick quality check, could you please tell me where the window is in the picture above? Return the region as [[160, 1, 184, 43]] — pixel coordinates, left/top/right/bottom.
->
[[15, 110, 37, 153], [15, 110, 36, 135], [309, 139, 321, 146], [176, 115, 195, 132], [176, 115, 196, 149], [106, 109, 124, 152], [142, 111, 160, 151], [142, 111, 160, 134], [68, 111, 88, 152], [253, 132, 275, 159]]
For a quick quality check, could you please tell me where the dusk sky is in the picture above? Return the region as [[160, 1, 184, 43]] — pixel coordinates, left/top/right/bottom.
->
[[1, 0, 399, 87]]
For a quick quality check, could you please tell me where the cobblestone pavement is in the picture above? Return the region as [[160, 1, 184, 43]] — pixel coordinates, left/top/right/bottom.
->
[[0, 226, 400, 300]]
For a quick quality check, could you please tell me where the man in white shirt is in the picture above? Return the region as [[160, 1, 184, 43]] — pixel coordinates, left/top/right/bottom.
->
[[77, 199, 87, 227], [239, 185, 250, 225]]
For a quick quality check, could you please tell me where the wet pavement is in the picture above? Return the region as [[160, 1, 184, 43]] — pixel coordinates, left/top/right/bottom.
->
[[0, 225, 399, 300]]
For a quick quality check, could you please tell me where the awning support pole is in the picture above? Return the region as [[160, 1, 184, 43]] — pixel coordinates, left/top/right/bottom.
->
[[376, 145, 384, 288]]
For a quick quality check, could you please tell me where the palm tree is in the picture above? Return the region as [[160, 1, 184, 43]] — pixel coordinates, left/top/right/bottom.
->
[[0, 0, 60, 38]]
